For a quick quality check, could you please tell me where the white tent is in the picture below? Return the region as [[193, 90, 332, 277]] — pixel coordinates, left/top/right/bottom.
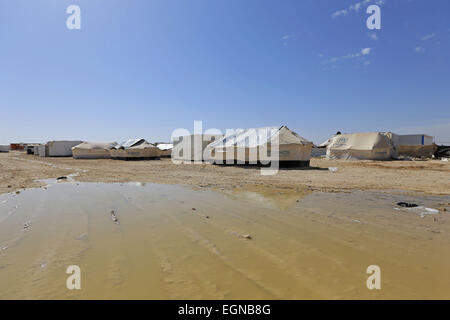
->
[[172, 134, 222, 162], [0, 145, 9, 153], [388, 133, 436, 158], [155, 143, 173, 158], [208, 126, 313, 166], [32, 145, 40, 155], [110, 139, 160, 160], [46, 141, 83, 157], [38, 145, 47, 157], [72, 142, 118, 159], [326, 132, 395, 160]]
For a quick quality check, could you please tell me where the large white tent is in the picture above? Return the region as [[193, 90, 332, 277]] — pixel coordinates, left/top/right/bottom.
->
[[110, 139, 160, 160], [72, 142, 118, 159], [0, 145, 9, 153], [46, 141, 83, 157], [172, 134, 222, 162], [326, 132, 395, 160], [207, 126, 313, 166]]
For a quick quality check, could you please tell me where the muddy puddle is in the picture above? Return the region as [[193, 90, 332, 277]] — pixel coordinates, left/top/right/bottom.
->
[[0, 180, 449, 299]]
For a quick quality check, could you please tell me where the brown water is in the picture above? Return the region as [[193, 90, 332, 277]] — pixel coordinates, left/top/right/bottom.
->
[[0, 180, 449, 299]]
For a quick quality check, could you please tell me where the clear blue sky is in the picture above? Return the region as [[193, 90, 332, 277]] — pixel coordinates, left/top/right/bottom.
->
[[1, 0, 449, 145]]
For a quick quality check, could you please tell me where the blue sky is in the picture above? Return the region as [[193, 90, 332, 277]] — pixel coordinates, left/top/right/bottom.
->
[[0, 0, 449, 145]]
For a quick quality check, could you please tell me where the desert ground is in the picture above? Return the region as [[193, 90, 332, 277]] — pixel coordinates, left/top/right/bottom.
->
[[1, 151, 449, 196]]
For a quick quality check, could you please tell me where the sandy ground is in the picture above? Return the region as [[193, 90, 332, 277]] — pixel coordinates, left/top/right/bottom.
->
[[1, 151, 449, 196]]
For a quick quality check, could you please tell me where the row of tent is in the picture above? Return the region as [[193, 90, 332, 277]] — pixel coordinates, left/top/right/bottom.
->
[[7, 127, 439, 163], [321, 132, 436, 160], [23, 140, 173, 160]]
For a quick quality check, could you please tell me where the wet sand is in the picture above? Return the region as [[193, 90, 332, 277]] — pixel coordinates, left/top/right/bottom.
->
[[0, 181, 449, 299], [0, 151, 449, 299]]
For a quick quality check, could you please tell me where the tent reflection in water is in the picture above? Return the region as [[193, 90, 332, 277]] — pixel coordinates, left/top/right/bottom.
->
[[72, 142, 118, 159], [207, 126, 313, 167], [326, 132, 395, 160], [110, 139, 160, 160]]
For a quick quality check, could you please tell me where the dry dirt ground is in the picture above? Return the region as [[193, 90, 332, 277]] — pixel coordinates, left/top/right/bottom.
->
[[1, 151, 449, 196]]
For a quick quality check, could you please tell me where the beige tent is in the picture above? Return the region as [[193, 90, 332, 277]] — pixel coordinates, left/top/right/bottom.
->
[[326, 132, 395, 160], [72, 142, 118, 159], [208, 126, 313, 166], [388, 133, 436, 158], [110, 139, 160, 160], [155, 143, 173, 158], [172, 134, 222, 162]]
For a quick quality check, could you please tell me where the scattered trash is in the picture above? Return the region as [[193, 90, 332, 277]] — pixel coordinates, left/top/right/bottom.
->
[[23, 221, 31, 229], [328, 167, 338, 173], [441, 158, 449, 162], [7, 185, 11, 188], [40, 263, 47, 269], [352, 219, 361, 223], [76, 233, 88, 240], [192, 208, 196, 211], [242, 234, 252, 240], [57, 176, 67, 180], [110, 210, 119, 224], [394, 206, 439, 218], [397, 202, 418, 208], [296, 200, 300, 203], [205, 216, 210, 219], [15, 191, 20, 195]]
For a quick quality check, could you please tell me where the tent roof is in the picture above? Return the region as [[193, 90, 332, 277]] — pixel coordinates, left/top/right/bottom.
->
[[117, 139, 147, 149], [113, 139, 157, 149], [208, 126, 312, 148], [156, 143, 173, 150], [73, 142, 118, 150]]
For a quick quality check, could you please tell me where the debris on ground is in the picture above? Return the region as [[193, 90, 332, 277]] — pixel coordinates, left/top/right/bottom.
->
[[241, 234, 252, 240], [23, 221, 31, 229], [328, 167, 338, 173], [397, 202, 418, 208], [56, 176, 67, 180], [15, 191, 20, 194], [395, 205, 439, 218], [110, 210, 119, 224], [192, 208, 196, 211]]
